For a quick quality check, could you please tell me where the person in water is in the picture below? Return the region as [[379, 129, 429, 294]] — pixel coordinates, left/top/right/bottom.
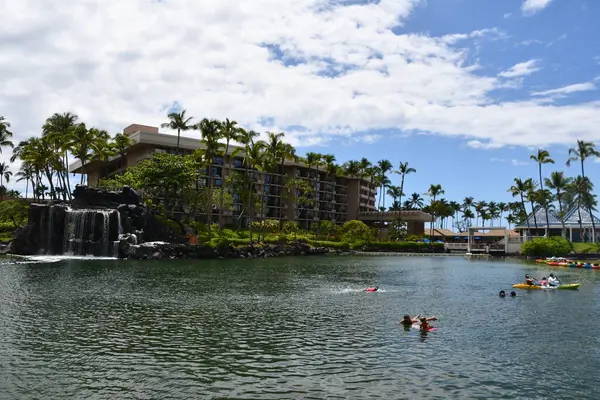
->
[[547, 274, 560, 286], [499, 290, 506, 297], [510, 291, 516, 297], [419, 317, 432, 331], [400, 314, 437, 326]]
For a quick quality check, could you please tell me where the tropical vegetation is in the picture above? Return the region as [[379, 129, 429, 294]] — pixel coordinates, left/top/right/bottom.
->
[[1, 111, 600, 248]]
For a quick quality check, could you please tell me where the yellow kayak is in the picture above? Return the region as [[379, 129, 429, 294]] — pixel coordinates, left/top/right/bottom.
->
[[512, 283, 580, 290]]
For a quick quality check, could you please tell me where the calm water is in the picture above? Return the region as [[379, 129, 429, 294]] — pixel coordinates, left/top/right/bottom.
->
[[1, 255, 600, 399]]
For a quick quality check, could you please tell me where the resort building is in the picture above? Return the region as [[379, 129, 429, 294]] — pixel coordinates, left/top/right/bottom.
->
[[515, 206, 600, 242], [68, 124, 432, 232]]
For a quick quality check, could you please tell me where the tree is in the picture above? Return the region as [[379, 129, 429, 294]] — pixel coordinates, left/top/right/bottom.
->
[[0, 162, 12, 201], [15, 163, 34, 199], [92, 137, 116, 185], [217, 119, 243, 230], [409, 192, 424, 209], [377, 159, 393, 212], [394, 161, 416, 212], [195, 118, 223, 235], [42, 112, 79, 199], [545, 171, 572, 238], [567, 140, 600, 242], [426, 184, 444, 237], [508, 178, 532, 239], [0, 200, 28, 228], [161, 109, 194, 154], [113, 133, 134, 168], [530, 148, 554, 234], [0, 116, 14, 154]]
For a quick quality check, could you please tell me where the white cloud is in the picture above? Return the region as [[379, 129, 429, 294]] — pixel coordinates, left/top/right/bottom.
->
[[498, 60, 540, 78], [440, 28, 504, 45], [511, 159, 529, 166], [521, 0, 553, 15], [1, 0, 600, 184], [532, 82, 597, 97]]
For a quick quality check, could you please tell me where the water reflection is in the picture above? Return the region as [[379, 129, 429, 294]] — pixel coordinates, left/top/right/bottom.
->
[[1, 256, 600, 398]]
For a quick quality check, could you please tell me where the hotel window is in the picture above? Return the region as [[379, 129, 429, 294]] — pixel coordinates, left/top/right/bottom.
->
[[214, 156, 224, 165], [215, 179, 222, 187], [233, 158, 244, 168]]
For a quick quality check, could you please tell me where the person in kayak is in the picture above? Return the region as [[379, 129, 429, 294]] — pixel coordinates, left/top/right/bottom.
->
[[525, 274, 537, 286], [400, 314, 437, 326], [548, 274, 560, 286], [540, 276, 548, 286]]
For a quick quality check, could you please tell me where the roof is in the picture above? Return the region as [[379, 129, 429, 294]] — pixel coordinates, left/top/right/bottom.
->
[[515, 205, 600, 229]]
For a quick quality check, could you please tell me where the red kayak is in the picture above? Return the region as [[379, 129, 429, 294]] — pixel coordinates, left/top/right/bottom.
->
[[365, 287, 378, 292]]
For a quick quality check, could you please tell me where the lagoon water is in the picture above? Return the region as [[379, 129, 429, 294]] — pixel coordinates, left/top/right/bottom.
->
[[1, 255, 600, 399]]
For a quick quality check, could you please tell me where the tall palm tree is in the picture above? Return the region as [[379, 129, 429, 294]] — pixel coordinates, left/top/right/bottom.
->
[[218, 119, 243, 230], [530, 148, 554, 234], [161, 109, 194, 154], [449, 201, 461, 231], [377, 159, 393, 212], [92, 137, 117, 185], [0, 162, 12, 201], [545, 171, 572, 238], [386, 185, 402, 207], [462, 196, 474, 227], [236, 129, 260, 240], [524, 178, 539, 230], [497, 202, 507, 227], [305, 152, 322, 230], [196, 118, 223, 234], [70, 125, 102, 184], [394, 161, 416, 212], [0, 116, 14, 154], [245, 140, 267, 243], [426, 184, 444, 237], [409, 192, 424, 209], [322, 154, 337, 228], [15, 163, 34, 199], [43, 112, 78, 199], [487, 201, 498, 227], [113, 133, 134, 168], [508, 178, 532, 238], [567, 140, 600, 242]]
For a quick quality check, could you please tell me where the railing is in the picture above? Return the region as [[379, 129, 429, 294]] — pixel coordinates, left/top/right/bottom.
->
[[445, 243, 468, 250]]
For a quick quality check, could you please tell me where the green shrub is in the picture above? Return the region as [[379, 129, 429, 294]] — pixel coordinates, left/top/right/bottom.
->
[[521, 237, 573, 257], [155, 215, 183, 234], [341, 220, 373, 242], [229, 238, 251, 246]]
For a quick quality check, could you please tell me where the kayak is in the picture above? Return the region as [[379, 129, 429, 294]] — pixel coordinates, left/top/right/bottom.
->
[[365, 287, 378, 292], [512, 283, 580, 290]]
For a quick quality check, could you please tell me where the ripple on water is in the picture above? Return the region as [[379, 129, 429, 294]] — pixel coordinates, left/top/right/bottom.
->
[[1, 256, 600, 399]]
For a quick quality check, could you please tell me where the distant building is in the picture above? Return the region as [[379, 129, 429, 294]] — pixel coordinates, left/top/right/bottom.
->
[[514, 206, 600, 242], [69, 124, 432, 232]]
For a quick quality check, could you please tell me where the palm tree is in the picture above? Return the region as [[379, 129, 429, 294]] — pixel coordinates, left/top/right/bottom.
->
[[508, 178, 532, 238], [426, 184, 444, 237], [196, 118, 223, 233], [462, 197, 474, 227], [70, 125, 102, 184], [377, 159, 393, 212], [524, 179, 539, 230], [113, 133, 134, 168], [394, 162, 416, 211], [245, 140, 267, 243], [487, 201, 498, 227], [236, 129, 260, 240], [0, 162, 12, 201], [530, 148, 554, 234], [569, 176, 594, 240], [409, 192, 424, 209], [218, 119, 243, 230], [43, 112, 79, 199], [322, 154, 337, 227], [305, 152, 322, 230], [15, 163, 34, 199], [0, 116, 14, 154], [545, 171, 572, 238], [92, 138, 117, 184], [497, 202, 507, 227], [473, 201, 488, 227], [161, 109, 194, 154], [386, 185, 403, 207], [449, 201, 461, 231], [567, 140, 600, 242]]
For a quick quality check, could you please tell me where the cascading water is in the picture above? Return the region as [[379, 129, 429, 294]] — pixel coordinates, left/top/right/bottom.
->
[[61, 208, 120, 256]]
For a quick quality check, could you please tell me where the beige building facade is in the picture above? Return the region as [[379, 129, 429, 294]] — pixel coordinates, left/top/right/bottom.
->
[[69, 124, 432, 231]]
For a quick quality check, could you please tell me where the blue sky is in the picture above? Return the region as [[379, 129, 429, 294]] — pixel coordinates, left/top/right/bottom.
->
[[1, 0, 600, 223]]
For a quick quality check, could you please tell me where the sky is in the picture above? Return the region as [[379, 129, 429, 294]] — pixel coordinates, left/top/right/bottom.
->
[[1, 0, 600, 220]]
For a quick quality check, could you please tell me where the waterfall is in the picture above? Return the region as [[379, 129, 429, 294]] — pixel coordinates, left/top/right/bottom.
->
[[61, 208, 120, 256]]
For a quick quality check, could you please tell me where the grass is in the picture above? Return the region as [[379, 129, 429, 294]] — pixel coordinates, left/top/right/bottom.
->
[[571, 242, 600, 253]]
